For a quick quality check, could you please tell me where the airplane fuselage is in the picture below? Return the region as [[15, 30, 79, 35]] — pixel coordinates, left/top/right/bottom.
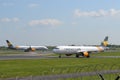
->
[[14, 46, 48, 50], [53, 46, 104, 54], [53, 45, 106, 58]]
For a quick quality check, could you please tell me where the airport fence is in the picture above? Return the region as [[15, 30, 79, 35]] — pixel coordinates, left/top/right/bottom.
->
[[3, 64, 120, 80]]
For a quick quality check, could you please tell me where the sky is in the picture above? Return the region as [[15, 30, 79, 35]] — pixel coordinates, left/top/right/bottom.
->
[[0, 0, 120, 46]]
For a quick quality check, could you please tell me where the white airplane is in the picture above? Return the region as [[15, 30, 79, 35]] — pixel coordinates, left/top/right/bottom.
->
[[6, 40, 48, 52], [53, 36, 109, 58]]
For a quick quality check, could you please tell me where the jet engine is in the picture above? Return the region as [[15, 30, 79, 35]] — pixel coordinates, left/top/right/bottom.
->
[[83, 52, 90, 58]]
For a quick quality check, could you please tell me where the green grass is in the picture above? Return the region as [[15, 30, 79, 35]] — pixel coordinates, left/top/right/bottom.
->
[[0, 50, 120, 79], [0, 58, 120, 78]]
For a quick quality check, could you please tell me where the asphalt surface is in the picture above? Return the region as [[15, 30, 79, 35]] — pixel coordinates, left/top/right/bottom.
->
[[0, 55, 57, 60], [0, 55, 120, 60]]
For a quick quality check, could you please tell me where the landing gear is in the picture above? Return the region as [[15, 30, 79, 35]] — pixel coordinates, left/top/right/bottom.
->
[[59, 54, 61, 58], [24, 49, 29, 52], [24, 47, 32, 52], [76, 54, 79, 58]]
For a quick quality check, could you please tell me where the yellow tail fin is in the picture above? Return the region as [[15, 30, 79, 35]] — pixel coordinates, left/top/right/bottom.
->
[[6, 40, 14, 48], [101, 36, 109, 47]]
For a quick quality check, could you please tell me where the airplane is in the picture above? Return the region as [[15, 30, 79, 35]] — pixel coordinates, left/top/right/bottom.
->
[[6, 40, 48, 52], [53, 36, 109, 58]]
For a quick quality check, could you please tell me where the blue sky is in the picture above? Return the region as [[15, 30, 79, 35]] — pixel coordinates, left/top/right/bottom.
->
[[0, 0, 120, 46]]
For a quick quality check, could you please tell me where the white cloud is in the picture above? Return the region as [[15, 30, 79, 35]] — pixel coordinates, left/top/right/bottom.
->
[[1, 18, 11, 22], [12, 17, 19, 22], [0, 17, 19, 22], [29, 19, 62, 26], [28, 3, 39, 8], [74, 9, 120, 17]]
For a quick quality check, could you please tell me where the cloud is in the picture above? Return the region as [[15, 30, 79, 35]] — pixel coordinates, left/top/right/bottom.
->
[[29, 19, 62, 26], [74, 9, 120, 17], [28, 3, 39, 8], [1, 18, 11, 22], [0, 17, 19, 22]]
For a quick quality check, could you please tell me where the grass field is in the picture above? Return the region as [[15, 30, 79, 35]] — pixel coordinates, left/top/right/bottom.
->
[[0, 50, 120, 79]]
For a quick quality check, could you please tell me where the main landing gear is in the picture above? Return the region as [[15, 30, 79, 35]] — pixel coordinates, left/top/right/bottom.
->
[[76, 54, 79, 58], [59, 54, 61, 58]]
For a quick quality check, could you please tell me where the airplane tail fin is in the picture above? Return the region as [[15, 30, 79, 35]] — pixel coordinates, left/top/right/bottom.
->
[[6, 40, 14, 49], [101, 36, 109, 47]]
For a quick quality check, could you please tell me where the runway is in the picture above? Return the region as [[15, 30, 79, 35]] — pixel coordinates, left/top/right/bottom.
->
[[0, 55, 120, 60], [0, 55, 58, 60]]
